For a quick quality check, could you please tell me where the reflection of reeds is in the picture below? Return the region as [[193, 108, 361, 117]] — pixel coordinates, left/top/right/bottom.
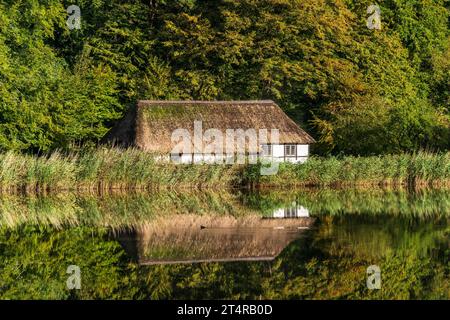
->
[[247, 188, 450, 259], [1, 189, 450, 231], [0, 191, 257, 230], [249, 188, 450, 218], [0, 187, 448, 248]]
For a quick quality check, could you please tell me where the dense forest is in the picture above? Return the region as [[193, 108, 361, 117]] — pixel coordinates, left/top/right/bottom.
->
[[0, 0, 449, 155]]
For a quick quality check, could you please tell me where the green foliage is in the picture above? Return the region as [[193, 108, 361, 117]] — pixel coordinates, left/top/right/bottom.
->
[[0, 0, 122, 152], [0, 225, 137, 299], [0, 0, 449, 154]]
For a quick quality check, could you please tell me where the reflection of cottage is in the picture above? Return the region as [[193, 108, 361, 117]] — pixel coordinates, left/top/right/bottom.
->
[[116, 214, 315, 265], [272, 204, 310, 219], [104, 100, 315, 164]]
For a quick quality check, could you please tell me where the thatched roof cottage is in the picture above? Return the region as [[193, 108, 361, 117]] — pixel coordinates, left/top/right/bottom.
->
[[104, 100, 315, 163]]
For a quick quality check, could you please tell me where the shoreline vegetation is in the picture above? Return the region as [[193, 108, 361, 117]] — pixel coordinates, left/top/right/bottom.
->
[[1, 148, 450, 193], [1, 189, 449, 230]]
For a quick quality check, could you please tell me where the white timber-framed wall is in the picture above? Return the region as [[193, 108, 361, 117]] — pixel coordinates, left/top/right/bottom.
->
[[263, 143, 309, 164], [271, 205, 310, 218], [169, 143, 310, 164]]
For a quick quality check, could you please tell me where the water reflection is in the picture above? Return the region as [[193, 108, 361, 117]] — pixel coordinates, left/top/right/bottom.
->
[[0, 189, 449, 230], [0, 188, 448, 299], [117, 214, 314, 265], [270, 202, 310, 218]]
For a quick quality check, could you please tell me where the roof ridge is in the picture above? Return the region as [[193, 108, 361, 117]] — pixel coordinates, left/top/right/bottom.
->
[[138, 100, 275, 105]]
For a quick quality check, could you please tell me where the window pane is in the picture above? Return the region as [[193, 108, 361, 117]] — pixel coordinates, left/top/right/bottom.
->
[[285, 145, 296, 156]]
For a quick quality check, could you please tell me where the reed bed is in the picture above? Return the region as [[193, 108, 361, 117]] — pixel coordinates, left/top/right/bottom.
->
[[1, 149, 450, 192], [0, 148, 244, 192], [254, 152, 450, 188]]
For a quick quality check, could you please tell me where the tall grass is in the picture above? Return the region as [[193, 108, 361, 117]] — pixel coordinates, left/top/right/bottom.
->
[[1, 149, 450, 192], [0, 148, 244, 192], [254, 152, 450, 188]]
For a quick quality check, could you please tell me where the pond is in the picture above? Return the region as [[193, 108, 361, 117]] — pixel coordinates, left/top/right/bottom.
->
[[0, 188, 448, 299]]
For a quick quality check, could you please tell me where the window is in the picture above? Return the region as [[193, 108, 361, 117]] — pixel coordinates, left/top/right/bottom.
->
[[284, 145, 296, 157], [261, 145, 272, 156], [284, 207, 297, 218]]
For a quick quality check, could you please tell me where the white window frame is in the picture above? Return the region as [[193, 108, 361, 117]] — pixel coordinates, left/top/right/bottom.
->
[[284, 145, 296, 157], [284, 207, 297, 218]]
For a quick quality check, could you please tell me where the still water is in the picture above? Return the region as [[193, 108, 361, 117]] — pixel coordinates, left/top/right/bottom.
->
[[0, 189, 448, 299]]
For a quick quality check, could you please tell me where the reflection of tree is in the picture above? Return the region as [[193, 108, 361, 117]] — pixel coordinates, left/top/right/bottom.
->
[[0, 226, 136, 299], [300, 217, 449, 299], [0, 222, 447, 299], [136, 223, 449, 300], [316, 215, 449, 259], [0, 188, 448, 299]]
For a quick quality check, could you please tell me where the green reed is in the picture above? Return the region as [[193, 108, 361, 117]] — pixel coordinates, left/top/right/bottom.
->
[[1, 149, 450, 192], [0, 148, 244, 192], [255, 152, 450, 187]]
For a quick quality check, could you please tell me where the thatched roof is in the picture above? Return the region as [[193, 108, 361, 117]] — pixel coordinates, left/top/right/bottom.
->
[[118, 214, 314, 265], [103, 100, 315, 153]]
